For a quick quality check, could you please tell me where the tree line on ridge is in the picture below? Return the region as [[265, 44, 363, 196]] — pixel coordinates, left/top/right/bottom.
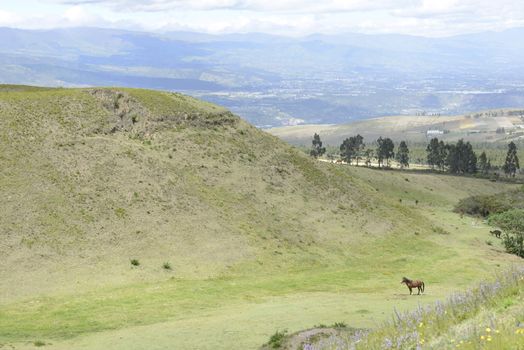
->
[[310, 133, 520, 177]]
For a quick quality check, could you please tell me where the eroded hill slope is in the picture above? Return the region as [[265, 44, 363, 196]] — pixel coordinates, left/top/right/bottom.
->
[[1, 85, 412, 300]]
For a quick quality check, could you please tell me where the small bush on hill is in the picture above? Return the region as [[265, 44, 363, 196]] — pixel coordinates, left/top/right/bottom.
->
[[162, 262, 172, 270], [332, 322, 347, 328], [265, 330, 287, 349], [457, 188, 524, 257], [454, 195, 510, 217], [130, 259, 140, 266], [114, 207, 127, 218], [489, 209, 524, 258]]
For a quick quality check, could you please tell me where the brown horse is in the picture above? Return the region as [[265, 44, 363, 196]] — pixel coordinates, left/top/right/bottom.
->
[[401, 277, 425, 295]]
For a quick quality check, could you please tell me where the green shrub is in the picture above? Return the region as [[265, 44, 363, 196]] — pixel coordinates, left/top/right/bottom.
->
[[130, 259, 140, 266], [454, 194, 510, 217], [266, 329, 287, 349], [332, 321, 347, 328], [114, 207, 127, 218], [34, 340, 46, 347], [489, 209, 524, 257], [456, 187, 524, 217], [163, 262, 172, 270]]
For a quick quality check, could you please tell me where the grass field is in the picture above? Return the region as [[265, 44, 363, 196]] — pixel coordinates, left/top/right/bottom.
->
[[0, 86, 522, 350], [290, 267, 524, 350]]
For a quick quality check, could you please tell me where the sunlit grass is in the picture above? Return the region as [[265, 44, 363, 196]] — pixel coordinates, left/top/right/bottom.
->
[[302, 268, 524, 350]]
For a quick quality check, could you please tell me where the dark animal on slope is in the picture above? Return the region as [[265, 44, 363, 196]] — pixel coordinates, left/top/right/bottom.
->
[[401, 277, 425, 295], [490, 230, 502, 239]]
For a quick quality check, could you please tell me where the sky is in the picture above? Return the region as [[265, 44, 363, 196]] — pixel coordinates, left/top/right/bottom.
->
[[1, 0, 524, 37]]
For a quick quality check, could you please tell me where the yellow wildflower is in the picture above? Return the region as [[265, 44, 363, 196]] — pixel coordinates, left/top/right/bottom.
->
[[485, 327, 491, 333], [480, 335, 485, 340], [495, 330, 500, 334]]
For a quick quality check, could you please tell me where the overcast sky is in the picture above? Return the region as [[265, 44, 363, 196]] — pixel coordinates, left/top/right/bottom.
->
[[1, 0, 524, 37]]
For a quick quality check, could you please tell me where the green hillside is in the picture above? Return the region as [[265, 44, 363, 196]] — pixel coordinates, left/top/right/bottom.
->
[[0, 86, 522, 350], [268, 112, 524, 146]]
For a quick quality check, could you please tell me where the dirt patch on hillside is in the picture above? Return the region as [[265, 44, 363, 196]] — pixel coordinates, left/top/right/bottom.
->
[[261, 326, 367, 350], [89, 89, 149, 135], [89, 88, 238, 136]]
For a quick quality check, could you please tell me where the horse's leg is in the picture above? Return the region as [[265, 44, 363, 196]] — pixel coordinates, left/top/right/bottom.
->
[[417, 286, 421, 295], [409, 287, 412, 295]]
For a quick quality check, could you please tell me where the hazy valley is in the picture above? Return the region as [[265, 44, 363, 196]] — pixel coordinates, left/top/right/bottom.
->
[[3, 27, 524, 127]]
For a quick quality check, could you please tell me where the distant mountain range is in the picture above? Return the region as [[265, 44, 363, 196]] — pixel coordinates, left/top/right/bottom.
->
[[1, 27, 524, 126]]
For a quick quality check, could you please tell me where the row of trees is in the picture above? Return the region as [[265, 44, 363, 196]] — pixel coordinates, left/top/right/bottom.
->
[[426, 138, 520, 176], [426, 138, 477, 174], [310, 133, 520, 177], [311, 133, 411, 168]]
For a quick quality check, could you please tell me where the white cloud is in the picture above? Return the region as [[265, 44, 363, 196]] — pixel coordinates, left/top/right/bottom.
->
[[63, 5, 97, 23], [155, 13, 320, 35], [0, 10, 22, 26], [386, 0, 524, 35], [55, 0, 420, 13], [0, 4, 131, 30], [1, 0, 524, 36]]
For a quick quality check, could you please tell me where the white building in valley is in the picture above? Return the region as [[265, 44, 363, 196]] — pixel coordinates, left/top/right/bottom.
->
[[426, 129, 444, 137]]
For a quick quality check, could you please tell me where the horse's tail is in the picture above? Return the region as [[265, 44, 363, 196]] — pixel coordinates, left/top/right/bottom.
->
[[421, 281, 425, 293]]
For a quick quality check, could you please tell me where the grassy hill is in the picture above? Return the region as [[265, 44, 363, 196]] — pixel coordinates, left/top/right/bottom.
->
[[0, 86, 522, 350], [268, 112, 524, 146]]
